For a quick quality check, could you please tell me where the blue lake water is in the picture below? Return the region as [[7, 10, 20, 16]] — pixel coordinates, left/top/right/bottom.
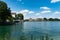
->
[[0, 21, 60, 40]]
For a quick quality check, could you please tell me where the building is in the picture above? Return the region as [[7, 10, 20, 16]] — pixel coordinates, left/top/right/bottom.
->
[[11, 12, 16, 18], [29, 18, 35, 21], [36, 18, 43, 21]]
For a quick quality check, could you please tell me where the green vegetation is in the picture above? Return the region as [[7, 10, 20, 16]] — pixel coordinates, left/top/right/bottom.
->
[[16, 13, 24, 20], [0, 1, 24, 22], [0, 1, 12, 22], [43, 18, 48, 21], [43, 18, 60, 21], [24, 18, 60, 22]]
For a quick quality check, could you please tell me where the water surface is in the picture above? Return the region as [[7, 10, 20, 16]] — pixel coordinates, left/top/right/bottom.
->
[[0, 21, 60, 40]]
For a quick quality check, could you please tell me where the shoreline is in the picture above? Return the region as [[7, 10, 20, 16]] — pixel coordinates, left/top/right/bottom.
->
[[0, 21, 15, 25]]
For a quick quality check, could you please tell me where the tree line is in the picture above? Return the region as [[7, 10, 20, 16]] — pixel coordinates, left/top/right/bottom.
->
[[43, 18, 60, 21]]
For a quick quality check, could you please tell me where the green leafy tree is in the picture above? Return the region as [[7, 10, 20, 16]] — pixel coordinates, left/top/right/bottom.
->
[[17, 13, 24, 20], [43, 18, 47, 21], [0, 1, 12, 22], [48, 18, 54, 21]]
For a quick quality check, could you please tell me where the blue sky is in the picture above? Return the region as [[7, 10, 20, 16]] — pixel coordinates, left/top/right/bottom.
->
[[2, 0, 60, 19]]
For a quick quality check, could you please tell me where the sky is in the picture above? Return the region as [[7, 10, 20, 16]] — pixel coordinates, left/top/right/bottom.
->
[[2, 0, 60, 19]]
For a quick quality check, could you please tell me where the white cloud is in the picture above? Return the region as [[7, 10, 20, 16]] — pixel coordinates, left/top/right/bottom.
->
[[18, 9, 34, 15], [40, 7, 50, 10], [54, 11, 60, 14], [40, 7, 51, 14], [40, 10, 51, 14], [11, 11, 17, 13], [17, 0, 24, 4], [34, 13, 43, 18], [35, 16, 43, 18], [29, 11, 34, 14], [35, 13, 40, 16], [51, 0, 60, 3], [19, 9, 29, 13]]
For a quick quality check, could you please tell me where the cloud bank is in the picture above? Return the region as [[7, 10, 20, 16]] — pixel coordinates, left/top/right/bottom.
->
[[18, 9, 34, 15], [51, 0, 60, 3], [40, 7, 50, 10]]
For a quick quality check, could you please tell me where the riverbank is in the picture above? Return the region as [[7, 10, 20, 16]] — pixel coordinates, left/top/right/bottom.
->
[[0, 21, 15, 25], [24, 20, 60, 22]]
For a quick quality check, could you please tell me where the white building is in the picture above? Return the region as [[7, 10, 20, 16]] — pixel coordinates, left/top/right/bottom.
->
[[11, 12, 16, 18]]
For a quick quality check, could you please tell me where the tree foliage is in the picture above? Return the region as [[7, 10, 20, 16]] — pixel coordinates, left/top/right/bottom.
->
[[43, 18, 47, 21], [17, 13, 24, 20], [0, 1, 12, 22], [48, 18, 54, 21]]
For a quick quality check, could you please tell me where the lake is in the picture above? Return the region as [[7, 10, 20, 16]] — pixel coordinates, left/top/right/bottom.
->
[[0, 21, 60, 40]]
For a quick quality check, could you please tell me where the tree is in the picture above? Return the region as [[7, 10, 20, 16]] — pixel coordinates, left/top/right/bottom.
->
[[48, 18, 54, 21], [54, 18, 60, 21], [0, 1, 7, 12], [0, 1, 12, 22], [43, 18, 47, 21], [17, 13, 24, 20]]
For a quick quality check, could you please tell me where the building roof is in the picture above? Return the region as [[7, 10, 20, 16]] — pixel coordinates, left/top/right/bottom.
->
[[11, 12, 16, 15]]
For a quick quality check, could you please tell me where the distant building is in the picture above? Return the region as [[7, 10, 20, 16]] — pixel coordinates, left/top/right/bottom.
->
[[36, 18, 43, 21], [29, 18, 33, 21]]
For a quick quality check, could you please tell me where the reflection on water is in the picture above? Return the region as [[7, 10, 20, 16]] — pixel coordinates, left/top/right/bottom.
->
[[0, 22, 60, 40], [0, 22, 24, 40], [0, 25, 11, 40]]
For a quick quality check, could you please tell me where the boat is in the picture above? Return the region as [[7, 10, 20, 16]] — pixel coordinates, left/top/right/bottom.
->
[[13, 20, 20, 23]]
